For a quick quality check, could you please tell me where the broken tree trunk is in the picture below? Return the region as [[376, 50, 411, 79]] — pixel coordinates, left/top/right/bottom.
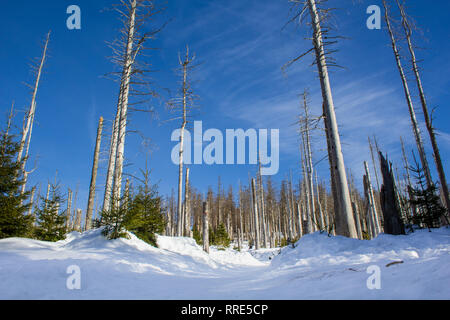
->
[[379, 152, 405, 235], [85, 117, 103, 231], [364, 161, 381, 236]]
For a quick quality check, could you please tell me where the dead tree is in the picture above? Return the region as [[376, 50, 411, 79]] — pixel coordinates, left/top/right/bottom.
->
[[184, 167, 191, 237], [251, 178, 261, 249], [85, 117, 103, 231], [166, 46, 198, 236], [286, 0, 357, 237], [396, 0, 450, 220], [103, 0, 161, 212], [66, 189, 73, 231], [74, 209, 83, 232], [202, 201, 209, 253], [383, 0, 432, 189], [364, 161, 382, 237], [368, 137, 381, 193], [17, 32, 50, 194], [379, 152, 405, 235], [28, 186, 36, 216], [299, 90, 318, 233]]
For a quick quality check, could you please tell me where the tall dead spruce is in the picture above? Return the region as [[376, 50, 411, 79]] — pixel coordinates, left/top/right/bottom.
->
[[286, 0, 357, 237], [17, 32, 50, 196], [85, 117, 103, 230], [396, 0, 450, 220], [167, 46, 198, 237], [103, 0, 161, 212], [382, 1, 433, 190]]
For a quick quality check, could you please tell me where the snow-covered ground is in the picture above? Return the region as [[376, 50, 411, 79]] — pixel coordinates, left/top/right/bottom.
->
[[0, 227, 449, 299]]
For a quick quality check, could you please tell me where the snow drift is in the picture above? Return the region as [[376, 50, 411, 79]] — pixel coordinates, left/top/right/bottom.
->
[[0, 227, 449, 299]]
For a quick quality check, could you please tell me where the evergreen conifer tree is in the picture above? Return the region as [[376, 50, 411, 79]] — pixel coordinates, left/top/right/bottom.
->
[[408, 156, 446, 230], [124, 177, 166, 247], [100, 169, 166, 246], [35, 184, 67, 242], [0, 124, 34, 239], [192, 225, 202, 245], [99, 193, 130, 240], [210, 223, 230, 248]]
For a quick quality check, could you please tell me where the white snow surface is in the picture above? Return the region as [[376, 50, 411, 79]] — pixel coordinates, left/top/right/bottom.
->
[[0, 227, 449, 299]]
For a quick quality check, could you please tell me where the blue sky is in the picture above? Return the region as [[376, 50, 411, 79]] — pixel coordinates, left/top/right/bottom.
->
[[1, 0, 449, 211]]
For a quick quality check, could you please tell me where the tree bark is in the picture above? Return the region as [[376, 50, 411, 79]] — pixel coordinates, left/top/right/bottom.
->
[[17, 32, 50, 171], [202, 201, 209, 253], [112, 0, 138, 208], [85, 117, 103, 231], [364, 161, 381, 236], [307, 0, 357, 238], [251, 178, 260, 250], [383, 0, 433, 189], [379, 152, 405, 235]]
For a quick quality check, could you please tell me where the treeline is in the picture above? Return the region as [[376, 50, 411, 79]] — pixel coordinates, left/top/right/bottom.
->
[[0, 120, 166, 246], [1, 0, 449, 250]]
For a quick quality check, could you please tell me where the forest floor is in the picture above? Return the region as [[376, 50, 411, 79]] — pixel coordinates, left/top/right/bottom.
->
[[0, 227, 449, 299]]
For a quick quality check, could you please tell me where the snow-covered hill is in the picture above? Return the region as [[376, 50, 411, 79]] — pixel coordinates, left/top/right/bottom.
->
[[0, 227, 449, 299]]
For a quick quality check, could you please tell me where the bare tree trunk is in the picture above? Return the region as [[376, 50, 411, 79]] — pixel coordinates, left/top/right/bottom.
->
[[19, 103, 36, 197], [202, 201, 209, 253], [397, 1, 450, 221], [176, 47, 195, 237], [302, 93, 316, 232], [86, 117, 103, 231], [45, 183, 50, 210], [251, 178, 260, 250], [307, 0, 357, 238], [301, 134, 313, 234], [184, 167, 191, 237], [28, 186, 36, 216], [103, 90, 123, 213], [368, 137, 381, 193], [112, 0, 138, 209], [74, 209, 83, 232], [238, 182, 244, 245], [315, 171, 325, 230], [400, 136, 418, 219], [380, 152, 405, 235], [17, 32, 50, 171], [383, 0, 432, 189], [258, 161, 267, 247], [296, 202, 303, 238], [66, 189, 72, 231], [364, 161, 381, 236]]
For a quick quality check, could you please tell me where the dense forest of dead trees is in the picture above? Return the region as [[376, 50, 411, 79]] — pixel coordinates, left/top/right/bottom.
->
[[1, 0, 448, 249]]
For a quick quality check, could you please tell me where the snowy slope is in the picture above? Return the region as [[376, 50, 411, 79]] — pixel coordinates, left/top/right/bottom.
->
[[0, 227, 449, 299]]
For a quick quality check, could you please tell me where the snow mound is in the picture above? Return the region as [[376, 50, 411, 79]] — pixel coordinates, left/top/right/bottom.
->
[[271, 228, 450, 269], [0, 227, 449, 299]]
